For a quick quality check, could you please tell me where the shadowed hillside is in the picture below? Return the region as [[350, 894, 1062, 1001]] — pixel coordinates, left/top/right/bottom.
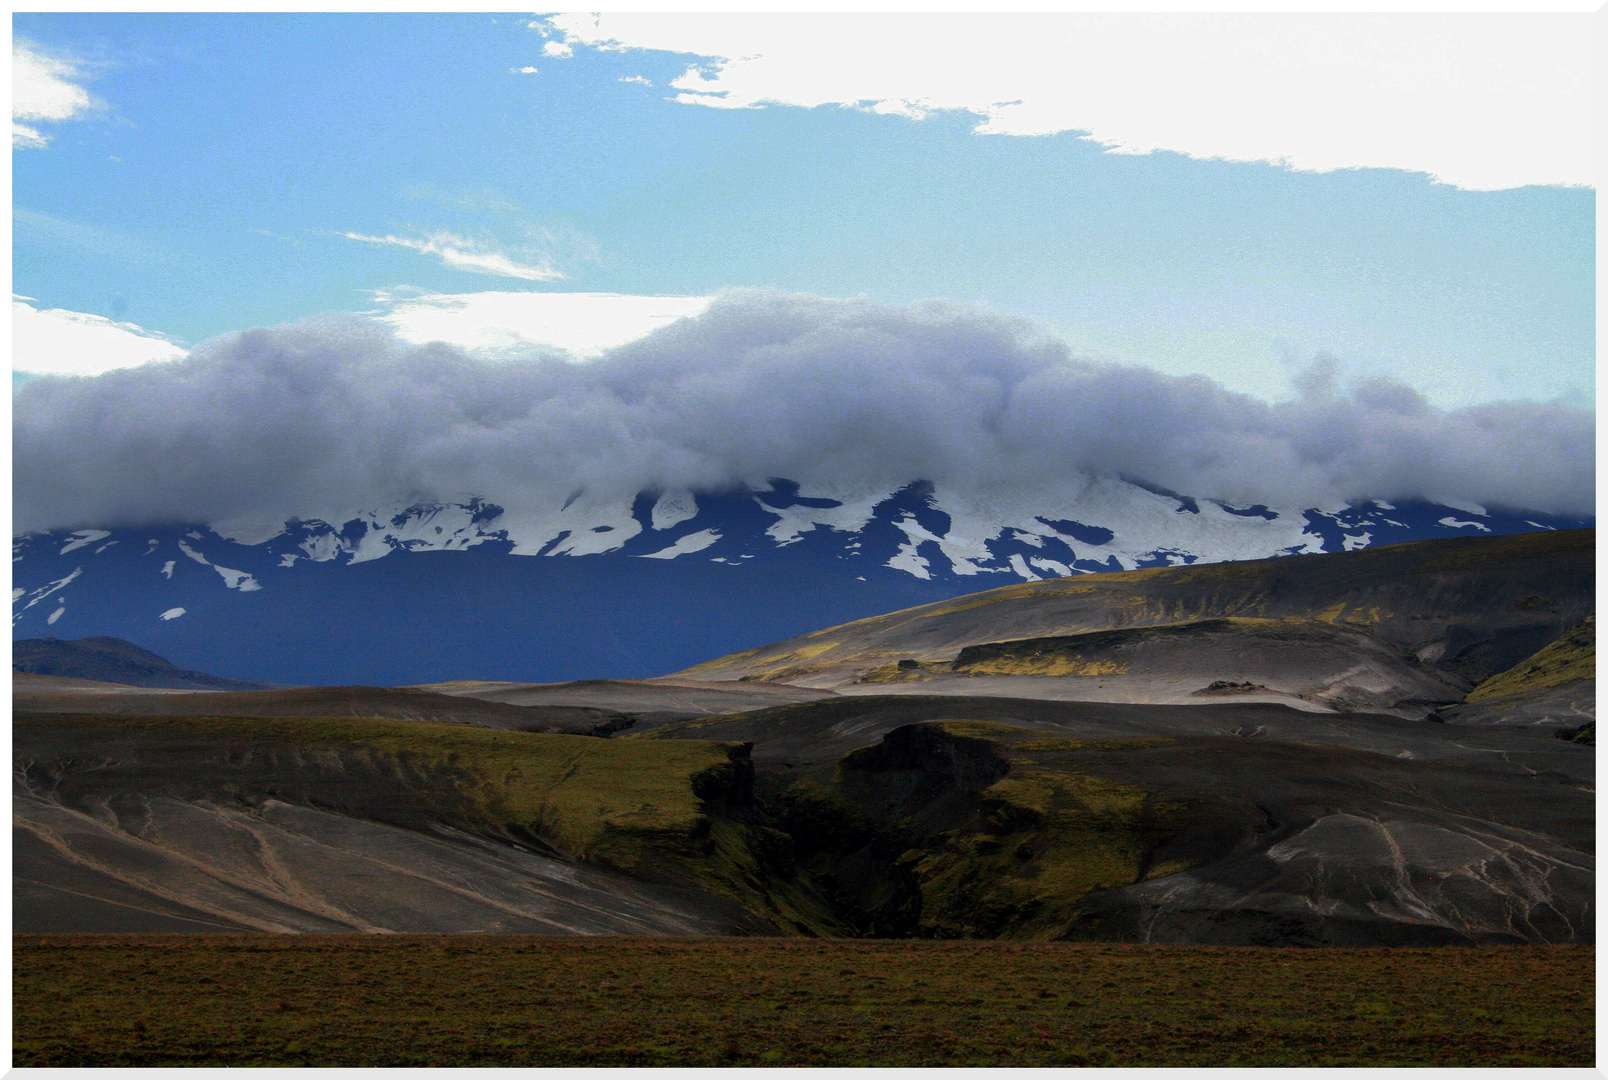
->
[[638, 696, 1592, 945], [1436, 615, 1595, 728]]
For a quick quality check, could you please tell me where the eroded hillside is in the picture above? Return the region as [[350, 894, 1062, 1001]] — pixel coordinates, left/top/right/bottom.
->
[[680, 531, 1592, 713]]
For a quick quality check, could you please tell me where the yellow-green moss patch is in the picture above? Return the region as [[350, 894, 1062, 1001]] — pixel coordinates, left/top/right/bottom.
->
[[21, 711, 734, 867], [903, 763, 1180, 939], [1465, 616, 1594, 703], [857, 660, 953, 683], [1012, 736, 1175, 753]]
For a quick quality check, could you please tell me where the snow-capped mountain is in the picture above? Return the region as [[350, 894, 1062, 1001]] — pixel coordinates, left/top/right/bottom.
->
[[12, 474, 1588, 686]]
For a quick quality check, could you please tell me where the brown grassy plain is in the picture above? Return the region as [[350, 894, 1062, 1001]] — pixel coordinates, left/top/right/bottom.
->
[[13, 935, 1592, 1067]]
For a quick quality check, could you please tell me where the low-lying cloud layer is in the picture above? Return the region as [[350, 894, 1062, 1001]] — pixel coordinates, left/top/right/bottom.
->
[[13, 291, 1593, 534]]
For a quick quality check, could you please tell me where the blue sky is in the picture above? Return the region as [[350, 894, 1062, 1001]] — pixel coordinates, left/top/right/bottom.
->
[[12, 12, 1595, 409]]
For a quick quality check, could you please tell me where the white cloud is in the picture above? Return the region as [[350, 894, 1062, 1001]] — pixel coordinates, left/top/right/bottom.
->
[[512, 66, 539, 75], [13, 123, 48, 149], [342, 232, 563, 281], [542, 13, 1592, 191], [370, 290, 713, 359], [542, 41, 573, 59], [13, 297, 187, 376], [14, 41, 95, 149]]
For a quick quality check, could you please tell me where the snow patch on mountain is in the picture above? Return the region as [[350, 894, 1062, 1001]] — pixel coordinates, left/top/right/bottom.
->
[[492, 493, 644, 557], [930, 476, 1326, 574], [14, 566, 82, 625], [639, 529, 721, 559], [209, 514, 289, 546], [1007, 553, 1040, 581], [759, 480, 890, 546], [178, 538, 262, 591], [60, 530, 111, 555], [650, 490, 699, 530]]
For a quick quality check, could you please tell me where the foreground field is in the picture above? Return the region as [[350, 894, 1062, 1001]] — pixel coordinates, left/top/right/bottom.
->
[[13, 936, 1592, 1067]]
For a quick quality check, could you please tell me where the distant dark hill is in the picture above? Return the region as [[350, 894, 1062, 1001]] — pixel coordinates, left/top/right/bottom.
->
[[681, 531, 1594, 711], [13, 636, 275, 690], [13, 684, 632, 737]]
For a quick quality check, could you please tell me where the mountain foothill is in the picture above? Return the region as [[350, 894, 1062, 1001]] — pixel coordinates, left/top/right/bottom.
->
[[12, 522, 1594, 946]]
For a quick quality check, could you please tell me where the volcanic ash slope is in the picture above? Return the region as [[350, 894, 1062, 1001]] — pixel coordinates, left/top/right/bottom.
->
[[680, 530, 1592, 721]]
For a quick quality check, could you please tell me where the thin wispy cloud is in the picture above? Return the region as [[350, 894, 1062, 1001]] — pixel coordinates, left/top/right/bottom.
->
[[342, 231, 563, 281], [539, 13, 1592, 191], [15, 208, 171, 264], [13, 40, 96, 149]]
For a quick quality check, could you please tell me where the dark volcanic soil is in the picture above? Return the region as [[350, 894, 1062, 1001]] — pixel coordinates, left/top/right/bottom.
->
[[413, 676, 836, 727], [13, 711, 767, 935], [11, 533, 1594, 946], [14, 936, 1593, 1067]]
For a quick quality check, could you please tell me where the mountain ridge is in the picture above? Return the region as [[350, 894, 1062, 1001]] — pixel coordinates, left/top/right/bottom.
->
[[12, 476, 1589, 687]]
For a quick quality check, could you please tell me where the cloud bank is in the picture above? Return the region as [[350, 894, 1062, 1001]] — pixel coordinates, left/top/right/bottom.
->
[[13, 292, 1593, 535], [540, 13, 1592, 191]]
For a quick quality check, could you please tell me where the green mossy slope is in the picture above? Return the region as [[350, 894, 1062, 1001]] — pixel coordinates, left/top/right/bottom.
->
[[1464, 615, 1594, 703], [771, 719, 1241, 939], [15, 711, 840, 932], [19, 711, 725, 859]]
